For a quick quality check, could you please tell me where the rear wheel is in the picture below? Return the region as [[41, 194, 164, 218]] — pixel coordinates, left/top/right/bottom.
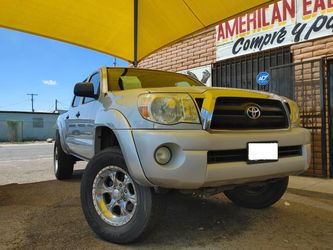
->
[[80, 147, 161, 244], [224, 177, 289, 209], [54, 131, 75, 180]]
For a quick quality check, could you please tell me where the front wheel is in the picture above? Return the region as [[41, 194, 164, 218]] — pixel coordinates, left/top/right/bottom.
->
[[80, 148, 161, 244], [224, 177, 289, 209]]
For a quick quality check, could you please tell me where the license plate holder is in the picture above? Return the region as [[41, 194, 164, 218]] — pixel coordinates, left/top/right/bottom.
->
[[247, 141, 278, 164]]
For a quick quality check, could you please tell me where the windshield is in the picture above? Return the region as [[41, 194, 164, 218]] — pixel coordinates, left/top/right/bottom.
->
[[107, 68, 204, 91]]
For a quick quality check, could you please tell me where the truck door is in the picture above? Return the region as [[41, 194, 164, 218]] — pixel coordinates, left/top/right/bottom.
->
[[72, 72, 101, 159], [64, 95, 83, 156]]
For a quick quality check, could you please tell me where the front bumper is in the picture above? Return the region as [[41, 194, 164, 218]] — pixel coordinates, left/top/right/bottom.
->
[[132, 128, 311, 189]]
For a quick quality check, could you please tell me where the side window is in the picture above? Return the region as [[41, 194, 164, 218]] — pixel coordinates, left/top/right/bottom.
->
[[72, 96, 81, 107], [83, 73, 100, 104]]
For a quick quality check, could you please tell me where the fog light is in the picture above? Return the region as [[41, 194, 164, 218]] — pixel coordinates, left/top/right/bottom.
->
[[154, 146, 172, 165]]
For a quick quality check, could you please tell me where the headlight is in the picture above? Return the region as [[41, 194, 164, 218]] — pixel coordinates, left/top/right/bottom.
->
[[138, 93, 200, 124], [284, 100, 301, 128]]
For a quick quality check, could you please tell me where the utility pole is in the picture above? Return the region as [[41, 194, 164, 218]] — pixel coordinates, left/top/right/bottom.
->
[[55, 99, 58, 112], [26, 93, 38, 112]]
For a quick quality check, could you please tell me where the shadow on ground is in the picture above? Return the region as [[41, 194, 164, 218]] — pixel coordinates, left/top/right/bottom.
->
[[0, 170, 332, 250]]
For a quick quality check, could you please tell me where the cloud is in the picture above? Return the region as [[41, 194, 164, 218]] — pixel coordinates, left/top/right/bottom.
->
[[42, 80, 57, 86]]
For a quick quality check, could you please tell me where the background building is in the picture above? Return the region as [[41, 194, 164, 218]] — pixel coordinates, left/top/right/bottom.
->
[[138, 0, 333, 178], [0, 111, 60, 141]]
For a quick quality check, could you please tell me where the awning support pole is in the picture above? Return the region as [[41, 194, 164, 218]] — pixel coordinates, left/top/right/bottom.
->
[[133, 0, 138, 67]]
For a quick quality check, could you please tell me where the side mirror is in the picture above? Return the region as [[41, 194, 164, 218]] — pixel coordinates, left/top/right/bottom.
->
[[74, 83, 96, 98]]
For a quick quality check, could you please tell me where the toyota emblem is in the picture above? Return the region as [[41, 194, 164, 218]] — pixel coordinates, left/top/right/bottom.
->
[[246, 105, 261, 120]]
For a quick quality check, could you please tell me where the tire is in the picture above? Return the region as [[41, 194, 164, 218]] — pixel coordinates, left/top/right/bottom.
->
[[80, 147, 161, 244], [224, 177, 289, 209], [54, 131, 75, 180]]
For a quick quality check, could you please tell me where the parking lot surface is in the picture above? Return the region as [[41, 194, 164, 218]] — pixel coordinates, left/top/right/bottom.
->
[[0, 143, 85, 185], [0, 143, 332, 249]]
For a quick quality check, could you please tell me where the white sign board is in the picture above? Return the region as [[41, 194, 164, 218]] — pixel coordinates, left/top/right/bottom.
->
[[216, 0, 333, 60], [178, 65, 212, 87]]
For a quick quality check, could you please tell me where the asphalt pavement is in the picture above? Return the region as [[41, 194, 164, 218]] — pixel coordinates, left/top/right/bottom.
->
[[0, 142, 85, 185]]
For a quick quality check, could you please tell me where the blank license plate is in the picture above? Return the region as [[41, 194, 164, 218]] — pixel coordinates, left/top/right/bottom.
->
[[248, 142, 278, 162]]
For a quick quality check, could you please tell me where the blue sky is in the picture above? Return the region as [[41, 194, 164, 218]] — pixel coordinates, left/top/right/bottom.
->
[[0, 28, 128, 112]]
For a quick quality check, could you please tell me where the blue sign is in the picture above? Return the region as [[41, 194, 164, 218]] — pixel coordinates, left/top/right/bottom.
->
[[256, 72, 270, 86]]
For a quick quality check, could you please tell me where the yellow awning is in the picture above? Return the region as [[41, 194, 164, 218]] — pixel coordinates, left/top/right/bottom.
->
[[0, 0, 274, 63]]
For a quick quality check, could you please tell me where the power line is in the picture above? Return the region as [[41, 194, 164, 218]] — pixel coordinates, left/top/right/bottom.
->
[[56, 100, 69, 109], [0, 99, 30, 109], [0, 97, 70, 112]]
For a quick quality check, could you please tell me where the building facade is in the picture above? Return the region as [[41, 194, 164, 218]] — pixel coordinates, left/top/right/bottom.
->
[[0, 111, 60, 141], [138, 0, 333, 178]]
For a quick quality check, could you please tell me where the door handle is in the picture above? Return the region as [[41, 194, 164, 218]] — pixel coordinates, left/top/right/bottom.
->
[[76, 112, 80, 118]]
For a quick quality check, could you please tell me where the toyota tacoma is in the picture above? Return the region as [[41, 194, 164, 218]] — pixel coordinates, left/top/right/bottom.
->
[[54, 67, 311, 243]]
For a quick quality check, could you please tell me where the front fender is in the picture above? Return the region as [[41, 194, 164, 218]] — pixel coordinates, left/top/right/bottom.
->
[[56, 115, 71, 154], [95, 109, 154, 187]]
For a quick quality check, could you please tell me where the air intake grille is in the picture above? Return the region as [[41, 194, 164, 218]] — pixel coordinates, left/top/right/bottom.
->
[[207, 145, 302, 164], [210, 97, 289, 130]]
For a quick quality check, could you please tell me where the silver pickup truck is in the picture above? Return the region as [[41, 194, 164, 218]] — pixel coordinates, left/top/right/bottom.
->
[[54, 67, 311, 243]]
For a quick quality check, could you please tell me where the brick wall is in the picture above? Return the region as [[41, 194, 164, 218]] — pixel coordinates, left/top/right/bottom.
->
[[291, 36, 333, 177], [138, 27, 216, 72], [291, 36, 333, 62]]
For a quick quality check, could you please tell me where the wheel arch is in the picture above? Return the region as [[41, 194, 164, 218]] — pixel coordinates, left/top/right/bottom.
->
[[94, 126, 119, 154], [94, 110, 153, 187]]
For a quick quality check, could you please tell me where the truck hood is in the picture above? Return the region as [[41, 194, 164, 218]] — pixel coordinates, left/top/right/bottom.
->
[[144, 86, 284, 101]]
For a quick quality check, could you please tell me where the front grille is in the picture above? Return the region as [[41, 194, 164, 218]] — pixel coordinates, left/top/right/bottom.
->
[[210, 97, 289, 129], [207, 145, 302, 164]]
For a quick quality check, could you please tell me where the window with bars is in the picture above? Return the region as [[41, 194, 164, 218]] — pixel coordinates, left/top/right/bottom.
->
[[212, 47, 292, 97], [32, 118, 44, 128]]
